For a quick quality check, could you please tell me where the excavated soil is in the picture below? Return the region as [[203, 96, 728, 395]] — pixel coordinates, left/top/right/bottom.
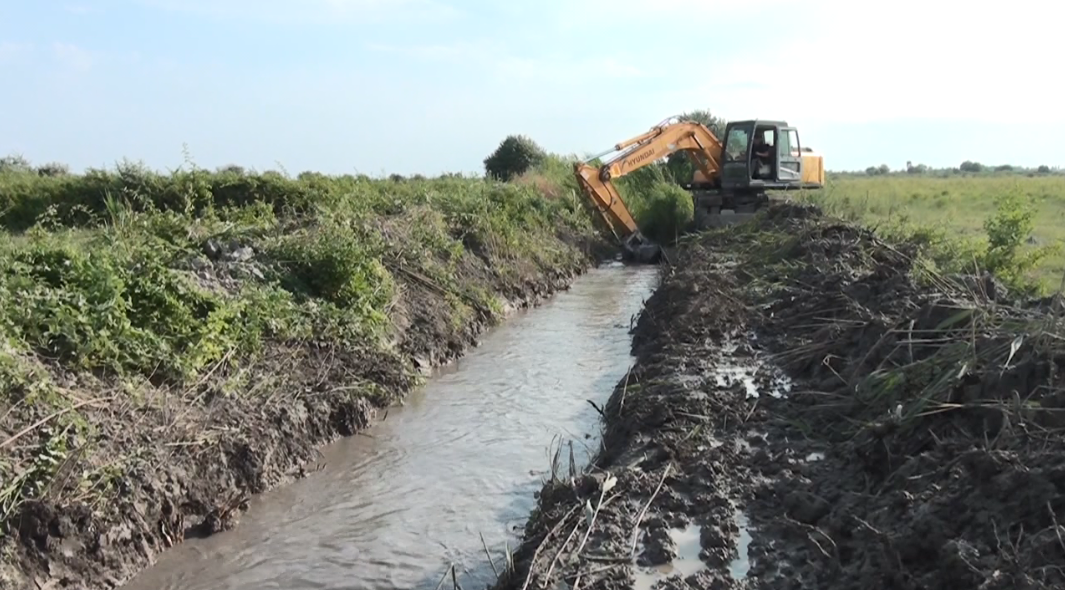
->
[[0, 229, 615, 590], [497, 203, 1065, 590]]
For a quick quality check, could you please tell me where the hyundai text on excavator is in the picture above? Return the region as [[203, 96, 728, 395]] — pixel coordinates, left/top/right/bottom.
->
[[573, 116, 825, 261]]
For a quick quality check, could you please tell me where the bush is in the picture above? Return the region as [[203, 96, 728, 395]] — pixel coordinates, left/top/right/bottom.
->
[[36, 163, 70, 177], [267, 221, 394, 331], [633, 182, 694, 243], [483, 135, 547, 182], [977, 192, 1059, 292], [0, 232, 249, 381]]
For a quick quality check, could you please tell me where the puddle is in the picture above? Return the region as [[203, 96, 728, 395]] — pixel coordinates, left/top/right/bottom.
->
[[714, 363, 792, 399], [805, 452, 825, 462], [633, 525, 706, 589], [728, 511, 752, 580], [674, 373, 703, 386], [714, 365, 760, 398]]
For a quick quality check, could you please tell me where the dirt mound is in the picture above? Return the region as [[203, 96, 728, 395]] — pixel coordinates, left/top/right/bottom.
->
[[712, 207, 1065, 589], [495, 203, 1065, 590]]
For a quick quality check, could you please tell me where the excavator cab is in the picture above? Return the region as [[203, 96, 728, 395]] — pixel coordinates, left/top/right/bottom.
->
[[685, 119, 824, 226], [719, 120, 817, 192]]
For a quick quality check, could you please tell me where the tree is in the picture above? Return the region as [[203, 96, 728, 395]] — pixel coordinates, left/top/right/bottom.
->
[[960, 160, 984, 173], [483, 135, 547, 182], [664, 110, 728, 184]]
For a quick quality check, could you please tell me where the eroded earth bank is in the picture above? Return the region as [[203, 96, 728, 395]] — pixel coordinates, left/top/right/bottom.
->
[[498, 203, 1065, 590]]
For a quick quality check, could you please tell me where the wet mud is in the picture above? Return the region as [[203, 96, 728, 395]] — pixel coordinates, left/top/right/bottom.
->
[[1, 230, 615, 590], [497, 203, 1065, 590]]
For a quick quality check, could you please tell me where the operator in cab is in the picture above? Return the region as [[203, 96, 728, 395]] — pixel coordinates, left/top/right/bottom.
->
[[751, 133, 772, 179]]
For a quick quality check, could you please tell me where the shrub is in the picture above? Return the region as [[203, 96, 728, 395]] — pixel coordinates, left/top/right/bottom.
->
[[266, 222, 394, 332], [484, 135, 547, 182], [36, 163, 70, 177], [977, 192, 1059, 292], [0, 233, 246, 381], [633, 182, 694, 243]]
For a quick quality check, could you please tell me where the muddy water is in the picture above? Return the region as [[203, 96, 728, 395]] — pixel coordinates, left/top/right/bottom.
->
[[122, 262, 659, 590]]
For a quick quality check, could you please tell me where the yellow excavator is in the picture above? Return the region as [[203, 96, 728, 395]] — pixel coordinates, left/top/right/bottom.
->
[[574, 116, 825, 261]]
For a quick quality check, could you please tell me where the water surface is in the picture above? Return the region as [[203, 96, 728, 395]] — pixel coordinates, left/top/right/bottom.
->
[[122, 262, 659, 590]]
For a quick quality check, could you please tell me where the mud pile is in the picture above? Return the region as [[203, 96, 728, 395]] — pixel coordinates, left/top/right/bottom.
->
[[496, 202, 1065, 590]]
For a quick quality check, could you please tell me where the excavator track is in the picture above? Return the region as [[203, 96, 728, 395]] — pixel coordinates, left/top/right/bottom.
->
[[690, 189, 771, 230]]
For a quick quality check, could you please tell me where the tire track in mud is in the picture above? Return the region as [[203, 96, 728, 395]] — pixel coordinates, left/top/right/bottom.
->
[[495, 203, 1065, 590]]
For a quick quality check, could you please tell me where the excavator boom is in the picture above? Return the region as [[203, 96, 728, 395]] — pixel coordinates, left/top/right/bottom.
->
[[574, 120, 724, 240]]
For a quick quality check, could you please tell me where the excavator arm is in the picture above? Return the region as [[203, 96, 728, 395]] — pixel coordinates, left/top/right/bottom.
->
[[573, 120, 725, 240]]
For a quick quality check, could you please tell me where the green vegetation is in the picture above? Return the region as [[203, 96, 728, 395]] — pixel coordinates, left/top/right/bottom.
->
[[0, 154, 601, 558], [483, 135, 547, 182], [488, 133, 697, 245], [482, 114, 1064, 295], [795, 174, 1065, 293], [0, 160, 594, 382]]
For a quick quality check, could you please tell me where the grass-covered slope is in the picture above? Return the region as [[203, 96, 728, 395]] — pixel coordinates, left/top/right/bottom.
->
[[0, 162, 611, 589]]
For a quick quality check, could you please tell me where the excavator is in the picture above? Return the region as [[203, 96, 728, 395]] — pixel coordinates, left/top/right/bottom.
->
[[573, 116, 825, 261]]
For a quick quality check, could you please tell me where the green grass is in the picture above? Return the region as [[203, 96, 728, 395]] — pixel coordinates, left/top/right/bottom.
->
[[795, 174, 1065, 291]]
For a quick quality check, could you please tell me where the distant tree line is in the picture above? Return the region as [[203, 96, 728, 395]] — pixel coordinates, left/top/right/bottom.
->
[[854, 160, 1059, 177]]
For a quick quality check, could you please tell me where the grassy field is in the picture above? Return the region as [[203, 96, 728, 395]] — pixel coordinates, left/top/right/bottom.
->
[[796, 173, 1065, 291]]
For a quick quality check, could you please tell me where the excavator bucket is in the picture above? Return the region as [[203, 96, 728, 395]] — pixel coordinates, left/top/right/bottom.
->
[[621, 232, 662, 263]]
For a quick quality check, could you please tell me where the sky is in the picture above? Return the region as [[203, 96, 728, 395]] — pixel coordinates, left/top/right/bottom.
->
[[0, 0, 1061, 175]]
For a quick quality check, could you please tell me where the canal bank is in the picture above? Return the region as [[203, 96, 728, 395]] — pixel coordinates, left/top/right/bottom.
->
[[0, 183, 616, 590], [498, 203, 1065, 590]]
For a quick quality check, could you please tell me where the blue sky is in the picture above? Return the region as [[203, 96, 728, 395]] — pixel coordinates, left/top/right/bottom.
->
[[0, 0, 1060, 175]]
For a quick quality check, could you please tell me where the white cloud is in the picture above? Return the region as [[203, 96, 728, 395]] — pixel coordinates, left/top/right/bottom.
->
[[139, 0, 457, 23], [52, 42, 95, 71], [560, 0, 803, 26], [621, 0, 1062, 124], [64, 4, 94, 14], [0, 42, 33, 64], [366, 41, 645, 83]]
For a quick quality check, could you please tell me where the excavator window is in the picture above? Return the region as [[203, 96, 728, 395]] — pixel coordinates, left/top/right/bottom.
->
[[782, 128, 801, 156], [724, 127, 749, 162], [751, 127, 776, 179]]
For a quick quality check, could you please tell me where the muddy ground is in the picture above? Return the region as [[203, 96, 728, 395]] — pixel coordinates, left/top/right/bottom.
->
[[0, 229, 616, 590], [497, 203, 1065, 590]]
